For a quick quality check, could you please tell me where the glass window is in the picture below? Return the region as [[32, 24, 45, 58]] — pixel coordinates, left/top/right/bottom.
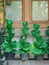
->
[[6, 1, 22, 21], [32, 1, 48, 21]]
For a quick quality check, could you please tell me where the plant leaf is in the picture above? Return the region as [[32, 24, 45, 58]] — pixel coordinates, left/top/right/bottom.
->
[[19, 49, 25, 54], [32, 47, 42, 55], [11, 41, 17, 48]]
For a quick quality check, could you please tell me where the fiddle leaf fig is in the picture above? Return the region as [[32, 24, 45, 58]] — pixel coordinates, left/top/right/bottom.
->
[[19, 21, 31, 54], [45, 26, 49, 54], [2, 19, 17, 53], [22, 21, 29, 36], [31, 24, 47, 55]]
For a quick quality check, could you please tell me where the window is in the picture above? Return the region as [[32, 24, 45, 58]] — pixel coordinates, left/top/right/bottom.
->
[[3, 0, 49, 28], [32, 1, 48, 21], [30, 0, 49, 28], [5, 0, 25, 28], [6, 1, 22, 21]]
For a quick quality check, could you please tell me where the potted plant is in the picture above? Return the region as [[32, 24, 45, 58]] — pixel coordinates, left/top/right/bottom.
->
[[19, 21, 31, 61], [45, 26, 49, 59], [1, 19, 17, 60], [0, 27, 6, 65], [31, 24, 47, 60]]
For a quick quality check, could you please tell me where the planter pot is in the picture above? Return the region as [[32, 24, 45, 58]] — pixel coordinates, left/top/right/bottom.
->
[[0, 59, 4, 65], [48, 54, 49, 59], [5, 53, 15, 60], [35, 55, 44, 60], [20, 53, 29, 61]]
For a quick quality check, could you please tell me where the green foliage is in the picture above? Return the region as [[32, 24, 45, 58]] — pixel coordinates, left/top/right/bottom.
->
[[45, 26, 49, 54], [45, 26, 49, 36], [31, 24, 47, 56], [2, 19, 17, 53], [31, 24, 40, 37], [0, 27, 6, 59], [19, 21, 31, 54], [21, 21, 29, 37], [19, 38, 32, 54]]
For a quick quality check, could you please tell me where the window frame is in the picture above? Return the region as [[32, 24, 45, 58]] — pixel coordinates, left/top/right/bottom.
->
[[4, 0, 25, 28], [29, 0, 49, 28], [4, 0, 49, 28]]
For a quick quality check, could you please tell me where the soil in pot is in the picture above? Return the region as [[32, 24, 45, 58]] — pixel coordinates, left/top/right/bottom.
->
[[5, 53, 15, 60], [35, 55, 44, 60], [20, 53, 29, 61]]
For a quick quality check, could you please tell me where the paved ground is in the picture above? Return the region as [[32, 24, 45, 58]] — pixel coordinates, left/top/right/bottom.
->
[[3, 60, 49, 65]]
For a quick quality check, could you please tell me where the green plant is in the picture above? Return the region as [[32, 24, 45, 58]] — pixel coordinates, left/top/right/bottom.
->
[[19, 21, 31, 54], [0, 28, 6, 59], [45, 26, 49, 54], [31, 24, 47, 56], [2, 19, 17, 53]]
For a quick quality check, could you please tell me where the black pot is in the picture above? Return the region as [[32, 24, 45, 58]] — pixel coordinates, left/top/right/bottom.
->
[[0, 59, 4, 65], [20, 53, 29, 61], [5, 52, 15, 60], [35, 55, 44, 60], [48, 54, 49, 59]]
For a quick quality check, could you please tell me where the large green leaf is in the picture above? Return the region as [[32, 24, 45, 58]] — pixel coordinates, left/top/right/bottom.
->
[[5, 47, 12, 52], [32, 47, 42, 55], [22, 21, 28, 28], [19, 42, 24, 49], [45, 29, 49, 36], [9, 33, 15, 39], [23, 47, 30, 51], [12, 50, 17, 53], [6, 19, 13, 26], [31, 30, 40, 37], [33, 42, 38, 47], [11, 41, 17, 48], [46, 39, 49, 45], [23, 42, 31, 51], [33, 24, 40, 30], [36, 37, 45, 45], [2, 42, 9, 49], [6, 20, 13, 28], [40, 43, 48, 48], [19, 49, 25, 54], [32, 44, 35, 49], [6, 37, 10, 42], [22, 27, 29, 36]]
